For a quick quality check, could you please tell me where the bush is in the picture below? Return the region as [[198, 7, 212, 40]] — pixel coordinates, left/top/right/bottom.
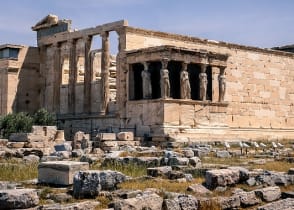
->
[[33, 108, 56, 126], [0, 109, 56, 138], [0, 112, 33, 138]]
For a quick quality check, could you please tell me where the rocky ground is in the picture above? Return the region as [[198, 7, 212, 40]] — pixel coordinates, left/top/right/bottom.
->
[[0, 130, 294, 209]]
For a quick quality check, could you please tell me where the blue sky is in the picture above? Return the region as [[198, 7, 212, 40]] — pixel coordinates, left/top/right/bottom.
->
[[1, 0, 294, 49]]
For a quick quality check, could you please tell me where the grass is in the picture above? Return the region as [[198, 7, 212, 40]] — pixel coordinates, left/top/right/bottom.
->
[[0, 158, 38, 181], [249, 160, 293, 172], [201, 156, 245, 166], [118, 177, 204, 194], [92, 162, 148, 177]]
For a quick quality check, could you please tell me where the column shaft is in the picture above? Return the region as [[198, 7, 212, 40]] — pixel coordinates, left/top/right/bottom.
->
[[83, 36, 92, 114], [101, 31, 110, 114], [68, 40, 77, 114], [53, 43, 61, 113]]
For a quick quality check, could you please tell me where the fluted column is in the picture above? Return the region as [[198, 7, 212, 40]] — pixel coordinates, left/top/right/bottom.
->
[[39, 45, 47, 108], [53, 42, 61, 113], [68, 39, 77, 114], [83, 36, 92, 114], [100, 31, 110, 114], [199, 64, 208, 101]]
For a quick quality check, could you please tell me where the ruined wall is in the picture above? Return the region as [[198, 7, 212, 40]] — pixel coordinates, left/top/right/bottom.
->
[[0, 46, 40, 115], [0, 66, 8, 115], [122, 27, 294, 131], [16, 47, 40, 113]]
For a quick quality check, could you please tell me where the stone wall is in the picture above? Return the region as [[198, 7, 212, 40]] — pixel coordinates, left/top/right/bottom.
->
[[0, 46, 40, 115], [120, 27, 294, 136]]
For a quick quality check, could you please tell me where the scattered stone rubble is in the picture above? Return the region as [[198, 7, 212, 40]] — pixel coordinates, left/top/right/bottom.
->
[[0, 130, 294, 209]]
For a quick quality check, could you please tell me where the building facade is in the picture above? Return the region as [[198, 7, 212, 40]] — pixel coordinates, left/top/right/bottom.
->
[[1, 15, 294, 142]]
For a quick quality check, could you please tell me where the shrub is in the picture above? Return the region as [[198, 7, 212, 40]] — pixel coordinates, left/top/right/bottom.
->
[[33, 108, 56, 126], [0, 112, 33, 138]]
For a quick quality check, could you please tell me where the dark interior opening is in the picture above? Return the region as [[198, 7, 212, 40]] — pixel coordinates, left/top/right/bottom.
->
[[188, 63, 201, 100], [131, 63, 144, 100], [149, 61, 162, 99], [167, 61, 181, 99], [206, 66, 212, 101]]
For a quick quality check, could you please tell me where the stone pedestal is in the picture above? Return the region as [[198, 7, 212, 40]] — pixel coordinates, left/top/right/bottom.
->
[[38, 161, 89, 185]]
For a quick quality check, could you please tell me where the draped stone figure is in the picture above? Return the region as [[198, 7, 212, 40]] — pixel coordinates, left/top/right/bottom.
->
[[160, 68, 170, 99], [180, 63, 191, 99], [199, 72, 208, 101], [141, 62, 152, 99], [218, 74, 226, 102]]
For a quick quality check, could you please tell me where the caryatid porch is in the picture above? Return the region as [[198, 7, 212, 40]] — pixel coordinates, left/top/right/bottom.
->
[[124, 45, 229, 137]]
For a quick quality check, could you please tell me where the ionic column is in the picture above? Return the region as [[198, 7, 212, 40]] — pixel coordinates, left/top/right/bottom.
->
[[39, 45, 47, 108], [218, 66, 226, 102], [180, 61, 191, 99], [83, 36, 92, 114], [160, 58, 170, 99], [199, 64, 208, 101], [68, 39, 77, 114], [100, 31, 110, 114], [53, 42, 61, 113]]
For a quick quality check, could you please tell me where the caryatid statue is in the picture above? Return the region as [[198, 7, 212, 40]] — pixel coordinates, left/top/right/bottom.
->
[[218, 67, 226, 102], [180, 62, 191, 99], [160, 58, 170, 99], [199, 64, 208, 101], [141, 62, 152, 99]]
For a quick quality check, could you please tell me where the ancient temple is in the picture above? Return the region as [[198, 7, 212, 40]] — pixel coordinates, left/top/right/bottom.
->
[[1, 15, 294, 143]]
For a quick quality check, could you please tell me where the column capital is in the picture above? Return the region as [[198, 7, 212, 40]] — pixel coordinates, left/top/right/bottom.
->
[[161, 57, 169, 69], [200, 63, 207, 73], [219, 66, 226, 75], [182, 61, 189, 71], [143, 61, 149, 70], [100, 31, 109, 39]]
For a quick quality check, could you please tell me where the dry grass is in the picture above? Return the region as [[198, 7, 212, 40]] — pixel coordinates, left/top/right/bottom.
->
[[249, 160, 293, 172], [0, 159, 38, 181], [118, 177, 204, 194], [95, 195, 111, 209], [92, 162, 147, 177], [201, 156, 245, 166]]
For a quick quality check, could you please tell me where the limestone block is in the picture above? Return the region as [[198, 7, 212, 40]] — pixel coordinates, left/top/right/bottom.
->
[[254, 186, 281, 202], [179, 104, 194, 126], [117, 132, 134, 141], [147, 166, 172, 177], [24, 141, 46, 148], [257, 198, 294, 210], [27, 133, 47, 142], [117, 141, 140, 147], [9, 133, 29, 142], [7, 142, 25, 148], [96, 133, 116, 141], [164, 103, 179, 125], [236, 191, 261, 207], [219, 195, 241, 210], [205, 169, 240, 189], [73, 170, 127, 198], [112, 191, 163, 210], [38, 161, 89, 185], [163, 194, 198, 210], [101, 141, 118, 148], [0, 189, 39, 209], [55, 130, 65, 143], [0, 139, 8, 147]]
